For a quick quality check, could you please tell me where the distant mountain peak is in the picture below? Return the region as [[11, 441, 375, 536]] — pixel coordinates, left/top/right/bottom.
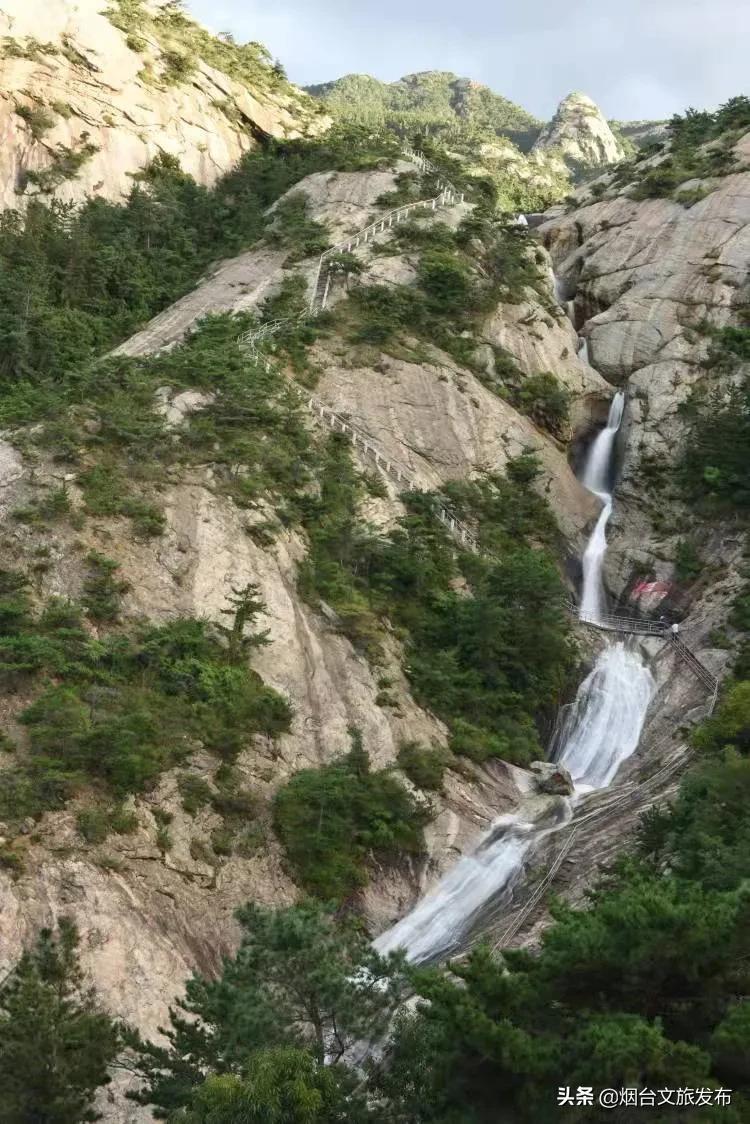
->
[[532, 91, 626, 169]]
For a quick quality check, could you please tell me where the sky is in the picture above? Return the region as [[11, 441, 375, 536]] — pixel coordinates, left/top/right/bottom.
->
[[187, 0, 746, 122]]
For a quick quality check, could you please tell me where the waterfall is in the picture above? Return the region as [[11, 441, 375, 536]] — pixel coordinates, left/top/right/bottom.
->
[[373, 816, 538, 963], [578, 337, 590, 365], [374, 638, 652, 964], [579, 392, 625, 623], [371, 278, 650, 966], [553, 643, 654, 790], [552, 273, 576, 323]]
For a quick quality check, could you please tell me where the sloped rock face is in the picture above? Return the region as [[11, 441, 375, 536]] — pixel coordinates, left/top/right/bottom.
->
[[0, 156, 596, 1093], [0, 0, 327, 211], [533, 92, 626, 170], [540, 137, 750, 590]]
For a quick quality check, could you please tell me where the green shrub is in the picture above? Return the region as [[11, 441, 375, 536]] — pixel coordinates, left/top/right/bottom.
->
[[82, 552, 130, 622], [674, 539, 703, 583], [273, 729, 429, 901], [417, 250, 472, 312], [11, 486, 71, 525], [14, 103, 56, 140], [0, 845, 24, 876], [397, 741, 451, 791], [78, 465, 164, 538], [178, 773, 214, 814], [0, 583, 290, 815], [679, 371, 750, 509], [504, 371, 571, 437], [77, 804, 138, 843], [210, 826, 233, 856], [161, 48, 195, 84], [266, 193, 329, 261]]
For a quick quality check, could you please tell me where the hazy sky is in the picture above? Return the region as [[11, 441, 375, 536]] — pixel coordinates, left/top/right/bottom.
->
[[187, 0, 745, 121]]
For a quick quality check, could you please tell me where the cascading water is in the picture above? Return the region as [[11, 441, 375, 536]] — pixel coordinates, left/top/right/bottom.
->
[[373, 280, 652, 966], [553, 272, 575, 323], [553, 643, 654, 790], [374, 816, 539, 963], [579, 391, 625, 622]]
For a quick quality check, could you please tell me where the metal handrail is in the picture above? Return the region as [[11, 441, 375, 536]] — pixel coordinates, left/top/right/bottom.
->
[[579, 610, 668, 636], [568, 601, 720, 707], [238, 145, 465, 359], [494, 827, 578, 950], [670, 635, 718, 691], [303, 392, 479, 552]]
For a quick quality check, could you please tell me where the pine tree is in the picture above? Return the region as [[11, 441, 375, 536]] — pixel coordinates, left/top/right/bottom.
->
[[0, 918, 121, 1123], [129, 901, 405, 1117], [217, 582, 270, 664]]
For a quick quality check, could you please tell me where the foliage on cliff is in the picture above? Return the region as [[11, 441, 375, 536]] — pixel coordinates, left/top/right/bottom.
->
[[273, 729, 429, 901], [625, 96, 750, 201], [0, 574, 290, 830], [299, 435, 572, 766], [0, 129, 399, 422], [679, 325, 750, 509], [7, 675, 750, 1120], [129, 900, 405, 1118], [0, 919, 121, 1124], [306, 71, 540, 147]]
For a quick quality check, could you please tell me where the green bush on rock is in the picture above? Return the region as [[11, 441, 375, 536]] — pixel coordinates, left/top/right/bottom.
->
[[274, 729, 429, 901]]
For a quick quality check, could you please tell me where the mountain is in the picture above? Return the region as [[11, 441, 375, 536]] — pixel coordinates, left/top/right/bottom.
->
[[612, 117, 670, 148], [0, 0, 327, 210], [306, 70, 542, 149], [532, 91, 627, 170], [0, 7, 749, 1115]]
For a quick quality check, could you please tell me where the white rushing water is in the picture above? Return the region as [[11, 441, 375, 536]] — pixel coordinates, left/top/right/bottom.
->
[[553, 643, 654, 790], [374, 638, 653, 963], [372, 290, 650, 966], [374, 816, 540, 963], [579, 392, 625, 622]]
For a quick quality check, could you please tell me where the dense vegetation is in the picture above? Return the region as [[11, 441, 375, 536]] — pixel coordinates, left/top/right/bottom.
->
[[306, 71, 541, 149], [104, 0, 318, 111], [625, 96, 750, 201], [0, 920, 121, 1124], [0, 128, 401, 424], [299, 433, 573, 767], [305, 73, 573, 210], [679, 325, 750, 510], [273, 729, 429, 902], [0, 571, 289, 841], [7, 676, 745, 1121]]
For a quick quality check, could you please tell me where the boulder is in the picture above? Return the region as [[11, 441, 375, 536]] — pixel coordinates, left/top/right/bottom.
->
[[529, 760, 575, 796]]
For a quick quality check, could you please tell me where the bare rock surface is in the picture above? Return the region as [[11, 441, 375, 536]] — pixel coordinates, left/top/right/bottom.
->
[[0, 0, 326, 211], [314, 346, 600, 545], [533, 92, 626, 170]]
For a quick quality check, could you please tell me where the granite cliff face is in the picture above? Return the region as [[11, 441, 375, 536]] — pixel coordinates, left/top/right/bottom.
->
[[0, 0, 327, 210], [0, 155, 602, 1113], [541, 131, 750, 596], [1, 41, 748, 1111], [533, 91, 626, 171]]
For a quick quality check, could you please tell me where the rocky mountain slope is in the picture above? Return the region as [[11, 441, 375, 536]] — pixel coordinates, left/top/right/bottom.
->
[[0, 149, 606, 1111], [489, 110, 750, 945], [1, 29, 749, 1108], [532, 91, 627, 170], [0, 0, 327, 210]]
